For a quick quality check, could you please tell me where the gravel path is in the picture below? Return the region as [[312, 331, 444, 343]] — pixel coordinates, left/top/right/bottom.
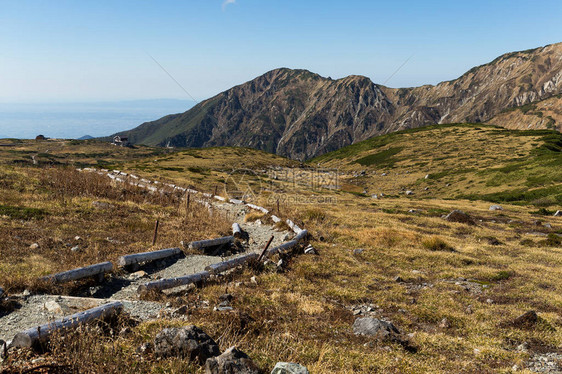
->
[[0, 193, 294, 344]]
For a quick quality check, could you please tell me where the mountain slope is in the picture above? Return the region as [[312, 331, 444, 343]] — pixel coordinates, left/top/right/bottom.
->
[[311, 123, 562, 207], [487, 94, 562, 131], [116, 43, 562, 160]]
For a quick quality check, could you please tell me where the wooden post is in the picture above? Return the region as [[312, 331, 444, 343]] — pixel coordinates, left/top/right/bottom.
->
[[214, 185, 218, 196], [277, 198, 280, 214], [152, 219, 159, 246], [11, 302, 123, 348], [257, 235, 275, 263]]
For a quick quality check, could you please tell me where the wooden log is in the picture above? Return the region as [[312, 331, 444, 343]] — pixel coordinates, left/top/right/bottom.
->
[[229, 199, 244, 205], [186, 188, 198, 194], [246, 204, 269, 214], [117, 247, 181, 267], [205, 253, 259, 274], [294, 229, 308, 242], [286, 219, 302, 234], [266, 240, 298, 257], [137, 271, 210, 293], [232, 223, 243, 238], [11, 301, 123, 348], [40, 262, 113, 284], [188, 236, 234, 250], [213, 195, 226, 202], [152, 219, 159, 246], [271, 215, 281, 223]]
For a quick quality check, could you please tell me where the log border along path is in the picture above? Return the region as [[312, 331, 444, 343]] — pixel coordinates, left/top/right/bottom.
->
[[1, 167, 309, 349]]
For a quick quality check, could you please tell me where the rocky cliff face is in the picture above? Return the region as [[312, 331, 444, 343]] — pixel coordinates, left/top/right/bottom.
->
[[116, 43, 562, 160]]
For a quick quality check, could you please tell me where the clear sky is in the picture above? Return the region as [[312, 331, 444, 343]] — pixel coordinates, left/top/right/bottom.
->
[[1, 0, 561, 103]]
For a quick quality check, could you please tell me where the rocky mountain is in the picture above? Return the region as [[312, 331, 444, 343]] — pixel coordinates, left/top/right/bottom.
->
[[115, 43, 562, 160], [487, 94, 562, 131]]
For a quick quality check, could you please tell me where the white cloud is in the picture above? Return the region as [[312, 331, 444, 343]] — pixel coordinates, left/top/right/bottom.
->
[[222, 0, 236, 11]]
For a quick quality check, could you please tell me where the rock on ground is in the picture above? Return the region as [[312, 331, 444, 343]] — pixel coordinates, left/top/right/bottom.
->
[[444, 210, 475, 225], [205, 346, 260, 374], [154, 326, 220, 364], [271, 362, 309, 374], [353, 317, 401, 340]]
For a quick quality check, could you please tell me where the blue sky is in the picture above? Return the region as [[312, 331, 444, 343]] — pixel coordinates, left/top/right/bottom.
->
[[1, 0, 561, 103]]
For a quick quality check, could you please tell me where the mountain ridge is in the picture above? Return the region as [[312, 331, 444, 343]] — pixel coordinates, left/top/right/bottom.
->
[[114, 42, 562, 160]]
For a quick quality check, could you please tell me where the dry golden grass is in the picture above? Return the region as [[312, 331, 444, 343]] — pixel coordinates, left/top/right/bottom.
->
[[0, 165, 230, 292]]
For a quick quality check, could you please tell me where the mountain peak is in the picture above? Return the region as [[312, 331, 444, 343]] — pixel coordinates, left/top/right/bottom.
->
[[116, 43, 562, 160]]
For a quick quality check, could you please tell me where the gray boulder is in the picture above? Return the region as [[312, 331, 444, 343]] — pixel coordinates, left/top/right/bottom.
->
[[154, 326, 220, 364], [353, 317, 401, 340], [271, 362, 309, 374], [489, 205, 503, 211], [205, 346, 260, 374]]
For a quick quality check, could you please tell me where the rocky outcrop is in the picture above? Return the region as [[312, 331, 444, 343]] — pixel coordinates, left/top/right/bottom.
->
[[116, 43, 562, 160], [205, 346, 260, 374], [154, 326, 220, 364]]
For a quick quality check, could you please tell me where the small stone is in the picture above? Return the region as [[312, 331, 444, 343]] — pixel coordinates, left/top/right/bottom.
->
[[205, 346, 260, 374], [29, 243, 39, 250], [352, 317, 402, 343], [173, 305, 189, 316], [405, 190, 414, 195], [74, 236, 82, 241], [304, 245, 317, 254], [219, 294, 233, 303], [394, 276, 404, 282], [255, 219, 262, 226], [154, 326, 220, 364], [486, 299, 494, 304], [489, 205, 503, 211], [71, 246, 80, 252], [439, 318, 451, 329], [353, 248, 365, 255], [444, 210, 475, 225], [22, 289, 31, 297], [544, 223, 552, 229], [130, 270, 147, 280], [513, 311, 538, 327], [250, 276, 258, 285], [271, 362, 309, 374], [516, 342, 529, 352], [44, 300, 63, 315]]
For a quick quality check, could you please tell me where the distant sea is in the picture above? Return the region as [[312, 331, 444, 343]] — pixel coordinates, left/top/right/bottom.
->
[[0, 99, 195, 139]]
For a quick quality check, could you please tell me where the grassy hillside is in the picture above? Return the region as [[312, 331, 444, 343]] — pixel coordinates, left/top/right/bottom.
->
[[2, 128, 562, 373], [311, 124, 562, 207]]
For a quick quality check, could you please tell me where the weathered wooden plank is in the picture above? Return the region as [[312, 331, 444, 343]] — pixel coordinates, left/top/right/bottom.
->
[[270, 215, 281, 223], [40, 262, 113, 284], [229, 199, 244, 205], [205, 253, 259, 274], [11, 302, 123, 348], [118, 247, 182, 267], [188, 236, 234, 250], [137, 271, 210, 293], [213, 195, 226, 201]]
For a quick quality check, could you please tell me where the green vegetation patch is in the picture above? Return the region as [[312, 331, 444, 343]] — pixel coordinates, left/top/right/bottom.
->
[[354, 147, 404, 167], [0, 204, 47, 220]]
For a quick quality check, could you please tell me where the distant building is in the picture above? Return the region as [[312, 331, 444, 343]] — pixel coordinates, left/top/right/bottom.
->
[[35, 135, 46, 140], [113, 136, 129, 147]]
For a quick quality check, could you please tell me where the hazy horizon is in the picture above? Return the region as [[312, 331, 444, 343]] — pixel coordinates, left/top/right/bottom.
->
[[0, 99, 194, 139]]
